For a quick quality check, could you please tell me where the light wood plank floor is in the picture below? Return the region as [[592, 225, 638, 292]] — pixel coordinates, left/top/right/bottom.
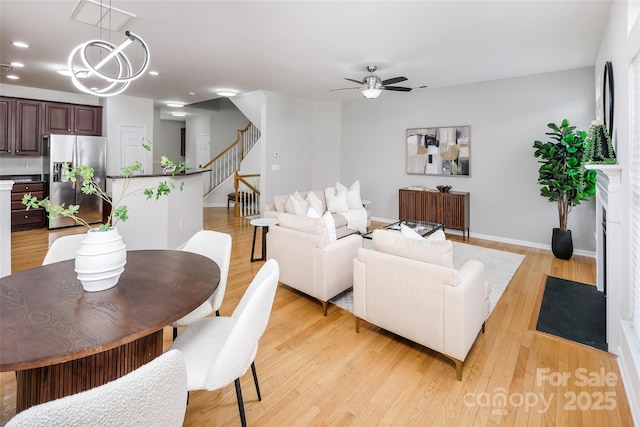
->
[[1, 208, 634, 426]]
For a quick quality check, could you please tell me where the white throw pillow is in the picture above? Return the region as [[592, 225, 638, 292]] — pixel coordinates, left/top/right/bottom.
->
[[306, 206, 321, 218], [325, 187, 349, 213], [400, 223, 424, 240], [427, 229, 446, 241], [337, 180, 363, 209], [306, 191, 324, 216], [285, 191, 308, 216], [322, 212, 337, 241]]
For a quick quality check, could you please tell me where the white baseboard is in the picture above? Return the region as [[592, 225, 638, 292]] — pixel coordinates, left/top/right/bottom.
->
[[369, 216, 595, 257]]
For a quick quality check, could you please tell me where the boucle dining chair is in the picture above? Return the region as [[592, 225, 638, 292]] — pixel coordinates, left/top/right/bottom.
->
[[172, 230, 233, 340], [6, 349, 188, 427], [42, 234, 86, 265], [170, 259, 280, 427]]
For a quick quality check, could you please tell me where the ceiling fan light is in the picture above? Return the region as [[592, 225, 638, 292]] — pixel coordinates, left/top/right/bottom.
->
[[361, 87, 382, 99]]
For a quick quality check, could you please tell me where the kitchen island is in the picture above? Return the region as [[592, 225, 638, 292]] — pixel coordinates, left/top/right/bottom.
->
[[107, 169, 208, 250]]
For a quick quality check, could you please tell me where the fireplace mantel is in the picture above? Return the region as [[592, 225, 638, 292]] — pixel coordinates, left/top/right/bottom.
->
[[585, 163, 621, 354]]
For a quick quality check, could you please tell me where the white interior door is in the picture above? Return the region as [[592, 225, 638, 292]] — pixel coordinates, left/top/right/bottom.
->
[[121, 125, 147, 174]]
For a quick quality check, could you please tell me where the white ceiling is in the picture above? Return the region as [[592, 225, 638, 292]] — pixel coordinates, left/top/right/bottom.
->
[[1, 0, 612, 111]]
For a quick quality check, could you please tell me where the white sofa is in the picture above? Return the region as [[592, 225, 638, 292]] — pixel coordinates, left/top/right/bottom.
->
[[264, 188, 371, 239], [267, 212, 362, 315], [353, 229, 489, 380]]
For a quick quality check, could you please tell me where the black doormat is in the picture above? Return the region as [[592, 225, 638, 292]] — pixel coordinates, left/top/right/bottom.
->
[[536, 276, 607, 351]]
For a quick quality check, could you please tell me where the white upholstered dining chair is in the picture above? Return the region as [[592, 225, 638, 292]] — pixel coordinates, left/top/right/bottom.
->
[[172, 229, 232, 340], [42, 234, 86, 265], [170, 259, 280, 427], [6, 349, 188, 427]]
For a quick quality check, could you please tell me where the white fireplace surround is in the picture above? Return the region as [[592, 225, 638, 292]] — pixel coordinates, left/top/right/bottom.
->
[[586, 164, 622, 353]]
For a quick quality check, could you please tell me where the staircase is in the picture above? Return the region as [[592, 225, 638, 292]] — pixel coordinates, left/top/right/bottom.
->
[[200, 122, 261, 217]]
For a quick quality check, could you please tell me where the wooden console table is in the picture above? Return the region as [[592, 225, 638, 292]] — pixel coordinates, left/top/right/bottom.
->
[[0, 250, 219, 412], [399, 188, 470, 239]]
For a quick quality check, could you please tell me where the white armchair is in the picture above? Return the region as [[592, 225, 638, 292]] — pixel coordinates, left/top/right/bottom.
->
[[353, 230, 489, 380], [267, 212, 362, 315]]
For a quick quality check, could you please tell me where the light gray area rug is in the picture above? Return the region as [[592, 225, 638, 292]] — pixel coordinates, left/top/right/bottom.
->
[[330, 242, 526, 314]]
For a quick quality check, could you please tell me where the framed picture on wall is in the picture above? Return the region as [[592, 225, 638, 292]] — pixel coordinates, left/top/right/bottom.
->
[[406, 125, 471, 176]]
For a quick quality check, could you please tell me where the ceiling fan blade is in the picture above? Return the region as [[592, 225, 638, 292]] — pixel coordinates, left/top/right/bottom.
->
[[329, 87, 360, 92], [383, 86, 412, 92], [344, 78, 363, 85], [381, 76, 407, 86]]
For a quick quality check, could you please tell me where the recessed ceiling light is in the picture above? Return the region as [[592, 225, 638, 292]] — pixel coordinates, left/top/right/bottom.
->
[[216, 89, 237, 97], [171, 112, 187, 117], [6, 75, 19, 80], [149, 71, 159, 76], [11, 41, 29, 48], [188, 92, 196, 96], [10, 62, 24, 68], [167, 102, 184, 108]]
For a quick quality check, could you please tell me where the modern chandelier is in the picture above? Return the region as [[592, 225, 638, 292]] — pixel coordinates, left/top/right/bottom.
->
[[67, 0, 150, 97]]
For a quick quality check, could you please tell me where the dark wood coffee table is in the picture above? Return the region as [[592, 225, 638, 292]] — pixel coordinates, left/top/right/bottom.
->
[[362, 219, 444, 239], [0, 250, 219, 412]]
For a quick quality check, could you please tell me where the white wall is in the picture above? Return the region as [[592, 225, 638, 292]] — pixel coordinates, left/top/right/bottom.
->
[[262, 92, 314, 202], [153, 109, 184, 165], [311, 101, 342, 189], [103, 95, 154, 175], [341, 67, 596, 252], [211, 99, 251, 156], [232, 91, 264, 130]]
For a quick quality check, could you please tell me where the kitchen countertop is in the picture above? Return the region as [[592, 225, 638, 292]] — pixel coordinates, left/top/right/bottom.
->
[[107, 168, 208, 179], [0, 174, 44, 183]]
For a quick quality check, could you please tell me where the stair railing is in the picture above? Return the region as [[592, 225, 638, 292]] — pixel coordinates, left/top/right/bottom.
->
[[200, 122, 260, 197], [233, 171, 260, 217]]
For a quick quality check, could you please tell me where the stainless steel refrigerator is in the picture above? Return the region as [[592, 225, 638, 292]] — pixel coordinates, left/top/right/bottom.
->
[[43, 134, 107, 229]]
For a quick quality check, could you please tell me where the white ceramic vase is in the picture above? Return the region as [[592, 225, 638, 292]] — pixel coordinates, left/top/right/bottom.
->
[[75, 228, 127, 292]]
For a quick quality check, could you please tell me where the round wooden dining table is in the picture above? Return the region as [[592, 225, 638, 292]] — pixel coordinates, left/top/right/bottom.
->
[[0, 249, 220, 412]]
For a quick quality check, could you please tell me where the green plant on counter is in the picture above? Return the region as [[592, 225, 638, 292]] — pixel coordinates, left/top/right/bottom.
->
[[22, 143, 187, 231]]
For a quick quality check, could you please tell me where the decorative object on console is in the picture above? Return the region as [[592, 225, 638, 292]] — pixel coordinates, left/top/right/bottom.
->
[[406, 126, 471, 176], [533, 119, 596, 259], [584, 121, 616, 165], [436, 185, 452, 193]]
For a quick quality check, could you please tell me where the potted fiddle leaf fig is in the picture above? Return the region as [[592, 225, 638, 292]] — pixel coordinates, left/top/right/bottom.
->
[[22, 143, 187, 292], [533, 119, 596, 259]]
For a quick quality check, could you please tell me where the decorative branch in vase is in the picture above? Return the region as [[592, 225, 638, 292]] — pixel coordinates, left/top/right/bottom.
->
[[21, 143, 187, 292]]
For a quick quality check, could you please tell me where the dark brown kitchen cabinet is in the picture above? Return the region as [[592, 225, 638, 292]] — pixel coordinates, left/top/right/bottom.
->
[[14, 99, 43, 156], [1, 97, 43, 156], [44, 102, 102, 136], [11, 182, 46, 230], [0, 97, 14, 154], [399, 188, 470, 239]]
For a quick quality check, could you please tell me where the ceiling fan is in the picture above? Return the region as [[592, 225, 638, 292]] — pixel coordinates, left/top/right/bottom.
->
[[331, 65, 414, 99]]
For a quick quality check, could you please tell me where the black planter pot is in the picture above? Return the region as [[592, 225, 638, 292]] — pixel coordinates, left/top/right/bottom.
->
[[552, 228, 573, 260]]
